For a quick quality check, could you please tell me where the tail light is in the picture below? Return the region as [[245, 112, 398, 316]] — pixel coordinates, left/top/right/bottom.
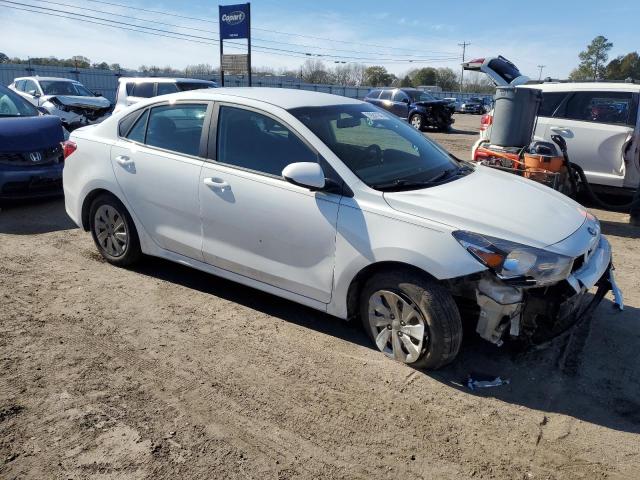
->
[[62, 140, 77, 160], [479, 113, 493, 131]]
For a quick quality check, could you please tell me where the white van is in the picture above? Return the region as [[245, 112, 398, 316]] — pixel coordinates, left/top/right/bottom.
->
[[466, 57, 640, 191], [113, 77, 217, 113]]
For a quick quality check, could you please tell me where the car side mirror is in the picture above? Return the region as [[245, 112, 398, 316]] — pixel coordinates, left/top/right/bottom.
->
[[28, 90, 39, 97], [94, 91, 102, 97], [282, 162, 326, 191], [402, 98, 409, 104], [36, 106, 48, 115]]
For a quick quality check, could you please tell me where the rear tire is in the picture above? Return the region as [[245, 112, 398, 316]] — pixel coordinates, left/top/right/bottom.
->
[[360, 269, 462, 369], [89, 193, 141, 267]]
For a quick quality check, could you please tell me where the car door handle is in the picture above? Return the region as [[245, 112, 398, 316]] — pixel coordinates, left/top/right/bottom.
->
[[203, 177, 230, 191], [550, 126, 570, 133], [115, 155, 134, 166]]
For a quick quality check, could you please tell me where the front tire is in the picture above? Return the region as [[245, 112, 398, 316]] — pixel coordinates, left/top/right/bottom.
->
[[89, 193, 141, 266], [360, 270, 462, 369], [409, 113, 424, 131]]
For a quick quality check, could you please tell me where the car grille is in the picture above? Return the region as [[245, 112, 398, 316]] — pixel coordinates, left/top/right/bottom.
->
[[0, 145, 63, 166]]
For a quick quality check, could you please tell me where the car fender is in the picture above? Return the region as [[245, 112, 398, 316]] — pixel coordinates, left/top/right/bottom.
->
[[327, 197, 485, 319]]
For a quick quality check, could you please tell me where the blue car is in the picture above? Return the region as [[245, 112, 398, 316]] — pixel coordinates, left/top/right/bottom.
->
[[364, 88, 455, 131], [0, 85, 65, 200]]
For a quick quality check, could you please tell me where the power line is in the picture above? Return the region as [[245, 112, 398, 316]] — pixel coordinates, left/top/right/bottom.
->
[[26, 0, 457, 60], [0, 1, 460, 64], [79, 0, 458, 56], [458, 41, 471, 92]]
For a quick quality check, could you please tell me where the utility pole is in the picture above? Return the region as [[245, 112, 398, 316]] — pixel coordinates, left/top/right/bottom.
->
[[458, 41, 470, 93], [537, 65, 545, 81]]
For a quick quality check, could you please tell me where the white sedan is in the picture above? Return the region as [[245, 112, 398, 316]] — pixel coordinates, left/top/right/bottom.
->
[[62, 88, 618, 368]]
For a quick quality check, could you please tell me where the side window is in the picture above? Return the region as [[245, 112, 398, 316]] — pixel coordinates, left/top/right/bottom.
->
[[132, 82, 154, 98], [538, 92, 568, 117], [15, 80, 26, 91], [145, 104, 208, 156], [125, 82, 134, 95], [216, 106, 316, 176], [124, 110, 149, 142], [379, 90, 392, 100], [562, 91, 636, 126], [23, 80, 38, 95], [367, 90, 381, 99], [393, 90, 409, 102], [157, 83, 179, 96]]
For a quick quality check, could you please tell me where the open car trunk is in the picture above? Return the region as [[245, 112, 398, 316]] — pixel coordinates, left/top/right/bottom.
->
[[462, 56, 530, 87]]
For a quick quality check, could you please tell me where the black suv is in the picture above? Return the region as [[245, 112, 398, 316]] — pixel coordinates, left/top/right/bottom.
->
[[364, 88, 454, 131]]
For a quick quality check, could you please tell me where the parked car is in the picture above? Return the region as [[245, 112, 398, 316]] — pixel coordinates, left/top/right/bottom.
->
[[113, 77, 217, 113], [63, 88, 617, 369], [460, 97, 486, 114], [364, 88, 454, 131], [8, 76, 112, 131], [467, 56, 640, 191], [0, 85, 65, 200]]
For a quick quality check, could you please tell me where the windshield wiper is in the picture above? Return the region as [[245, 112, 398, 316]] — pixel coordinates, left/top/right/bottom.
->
[[372, 166, 470, 192]]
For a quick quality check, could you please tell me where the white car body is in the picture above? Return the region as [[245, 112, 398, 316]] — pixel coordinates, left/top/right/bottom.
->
[[9, 76, 111, 129], [63, 88, 616, 363], [112, 77, 217, 114], [466, 58, 640, 190]]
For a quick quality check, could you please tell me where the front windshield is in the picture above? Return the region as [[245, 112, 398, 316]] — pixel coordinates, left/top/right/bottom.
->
[[0, 86, 38, 117], [406, 91, 436, 102], [40, 80, 93, 96], [289, 104, 461, 190]]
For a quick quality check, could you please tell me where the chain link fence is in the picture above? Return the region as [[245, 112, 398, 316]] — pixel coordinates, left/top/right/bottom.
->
[[0, 63, 492, 104]]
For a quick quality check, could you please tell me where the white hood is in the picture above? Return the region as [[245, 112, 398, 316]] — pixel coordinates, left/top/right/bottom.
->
[[43, 95, 111, 109], [384, 166, 587, 248]]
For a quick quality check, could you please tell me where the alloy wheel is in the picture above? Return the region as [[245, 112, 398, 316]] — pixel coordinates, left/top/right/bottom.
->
[[410, 115, 422, 129], [368, 290, 427, 363], [94, 205, 128, 257]]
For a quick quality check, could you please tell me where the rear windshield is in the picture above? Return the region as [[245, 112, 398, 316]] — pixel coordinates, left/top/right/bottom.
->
[[406, 90, 436, 102], [487, 56, 522, 83], [0, 86, 39, 117]]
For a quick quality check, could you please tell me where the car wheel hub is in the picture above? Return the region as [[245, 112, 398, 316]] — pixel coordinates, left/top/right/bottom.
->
[[411, 116, 421, 128], [94, 205, 128, 257], [368, 290, 427, 363]]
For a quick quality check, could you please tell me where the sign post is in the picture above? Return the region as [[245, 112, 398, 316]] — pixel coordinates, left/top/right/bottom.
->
[[219, 3, 251, 87]]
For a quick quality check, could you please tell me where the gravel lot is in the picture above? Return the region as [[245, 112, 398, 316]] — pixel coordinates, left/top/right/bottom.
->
[[1, 114, 639, 479]]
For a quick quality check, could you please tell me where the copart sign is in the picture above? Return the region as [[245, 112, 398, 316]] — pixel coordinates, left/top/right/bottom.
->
[[219, 3, 250, 39]]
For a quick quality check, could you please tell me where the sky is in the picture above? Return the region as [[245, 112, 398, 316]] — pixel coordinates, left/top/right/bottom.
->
[[1, 0, 639, 79]]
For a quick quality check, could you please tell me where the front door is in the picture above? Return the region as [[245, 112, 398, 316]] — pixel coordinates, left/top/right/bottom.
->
[[199, 104, 340, 303], [544, 91, 637, 187], [111, 102, 211, 260]]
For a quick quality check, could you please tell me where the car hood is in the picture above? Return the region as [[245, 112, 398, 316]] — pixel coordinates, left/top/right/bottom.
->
[[383, 166, 587, 248], [0, 115, 64, 152], [43, 95, 111, 109]]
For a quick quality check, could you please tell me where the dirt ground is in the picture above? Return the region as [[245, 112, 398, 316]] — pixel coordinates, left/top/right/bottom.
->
[[1, 114, 639, 479]]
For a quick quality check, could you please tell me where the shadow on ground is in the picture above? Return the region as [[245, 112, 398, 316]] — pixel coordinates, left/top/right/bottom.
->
[[133, 255, 640, 435], [0, 197, 77, 234]]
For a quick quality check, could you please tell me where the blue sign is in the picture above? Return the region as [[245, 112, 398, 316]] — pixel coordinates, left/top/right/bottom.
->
[[219, 3, 250, 39]]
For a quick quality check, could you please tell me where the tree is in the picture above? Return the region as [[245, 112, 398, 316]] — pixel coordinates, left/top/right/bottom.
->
[[0, 52, 8, 64], [569, 36, 613, 81], [363, 65, 394, 86], [301, 59, 332, 84], [606, 52, 640, 81], [411, 67, 438, 86], [70, 55, 91, 68], [436, 68, 459, 91], [399, 75, 412, 87], [185, 63, 216, 75]]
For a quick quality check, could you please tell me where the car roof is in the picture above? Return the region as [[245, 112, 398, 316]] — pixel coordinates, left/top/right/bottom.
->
[[521, 82, 640, 92], [14, 76, 81, 83], [154, 87, 363, 109], [118, 77, 216, 83]]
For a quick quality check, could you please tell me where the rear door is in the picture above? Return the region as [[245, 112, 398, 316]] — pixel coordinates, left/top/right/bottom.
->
[[544, 90, 637, 187], [111, 101, 212, 259]]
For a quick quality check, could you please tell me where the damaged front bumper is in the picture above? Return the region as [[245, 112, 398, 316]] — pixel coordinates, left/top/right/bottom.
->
[[454, 235, 622, 346]]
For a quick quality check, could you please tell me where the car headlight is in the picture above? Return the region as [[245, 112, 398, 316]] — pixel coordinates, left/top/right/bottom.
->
[[453, 230, 573, 286]]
